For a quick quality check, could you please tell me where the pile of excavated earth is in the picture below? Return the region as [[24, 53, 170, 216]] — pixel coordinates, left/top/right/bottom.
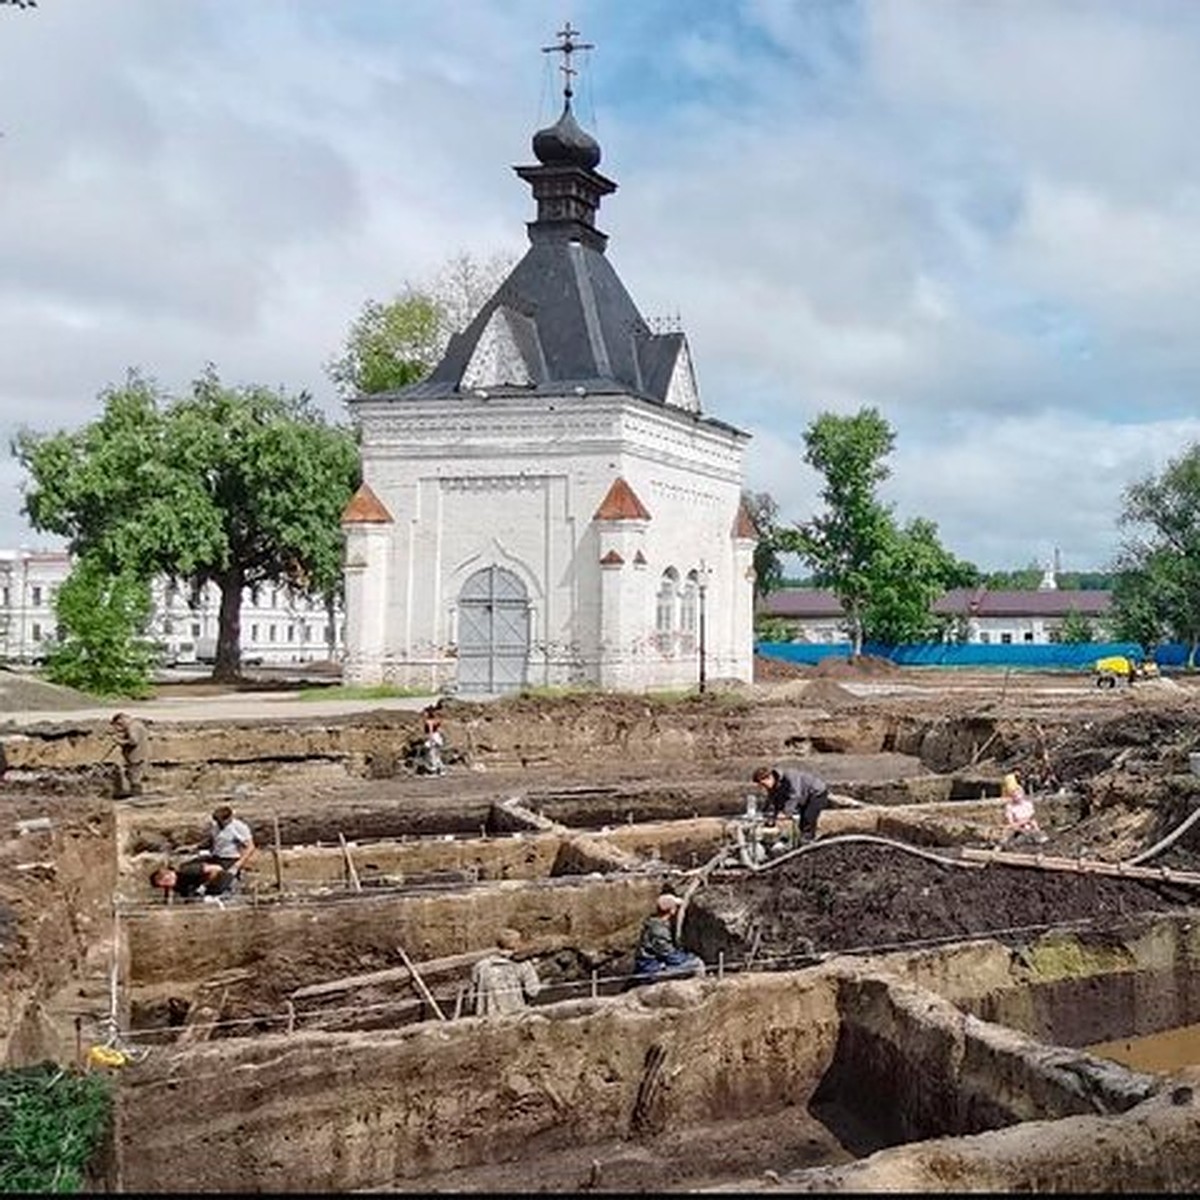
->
[[4, 658, 1200, 1192]]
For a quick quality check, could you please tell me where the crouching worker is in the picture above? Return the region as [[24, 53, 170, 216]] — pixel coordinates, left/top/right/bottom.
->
[[633, 893, 706, 983], [751, 765, 828, 846], [469, 928, 541, 1016], [149, 859, 236, 901]]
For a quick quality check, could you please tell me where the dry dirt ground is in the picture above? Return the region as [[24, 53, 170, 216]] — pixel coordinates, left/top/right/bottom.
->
[[5, 656, 1200, 1190]]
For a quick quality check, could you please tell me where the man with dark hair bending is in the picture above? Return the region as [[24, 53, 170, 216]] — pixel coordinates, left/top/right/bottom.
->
[[751, 765, 829, 845]]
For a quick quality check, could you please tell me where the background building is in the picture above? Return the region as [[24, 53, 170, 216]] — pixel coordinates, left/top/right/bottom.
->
[[760, 582, 1112, 647], [0, 548, 343, 666]]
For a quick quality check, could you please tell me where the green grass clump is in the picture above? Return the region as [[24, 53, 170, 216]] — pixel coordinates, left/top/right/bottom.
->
[[297, 684, 431, 701], [0, 1064, 112, 1193]]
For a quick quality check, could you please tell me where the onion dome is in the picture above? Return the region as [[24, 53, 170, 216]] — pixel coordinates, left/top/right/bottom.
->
[[532, 101, 601, 171]]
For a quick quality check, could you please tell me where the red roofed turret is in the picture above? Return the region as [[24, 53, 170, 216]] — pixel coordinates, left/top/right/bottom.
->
[[341, 483, 394, 525], [594, 477, 650, 521]]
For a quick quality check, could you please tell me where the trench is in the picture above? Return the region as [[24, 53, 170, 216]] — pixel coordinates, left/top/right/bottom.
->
[[12, 702, 1200, 1192]]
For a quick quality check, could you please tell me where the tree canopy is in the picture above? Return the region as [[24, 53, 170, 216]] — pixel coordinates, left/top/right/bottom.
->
[[44, 559, 156, 698], [1111, 445, 1200, 663], [327, 251, 516, 397], [793, 408, 896, 654], [742, 490, 787, 600], [13, 368, 359, 681], [791, 407, 976, 650], [860, 517, 980, 645]]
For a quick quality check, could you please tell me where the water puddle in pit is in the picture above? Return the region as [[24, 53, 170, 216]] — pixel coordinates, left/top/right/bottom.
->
[[1088, 1022, 1200, 1073]]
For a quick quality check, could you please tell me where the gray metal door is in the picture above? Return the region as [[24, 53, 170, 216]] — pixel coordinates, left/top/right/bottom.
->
[[457, 566, 530, 693]]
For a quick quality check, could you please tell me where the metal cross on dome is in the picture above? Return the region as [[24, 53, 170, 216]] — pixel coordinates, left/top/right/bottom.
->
[[542, 21, 593, 101]]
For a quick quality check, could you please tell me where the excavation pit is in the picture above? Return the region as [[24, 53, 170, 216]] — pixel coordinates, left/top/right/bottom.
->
[[112, 941, 1196, 1194]]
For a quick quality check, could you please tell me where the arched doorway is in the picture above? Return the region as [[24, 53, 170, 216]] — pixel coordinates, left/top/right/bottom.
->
[[456, 566, 530, 693]]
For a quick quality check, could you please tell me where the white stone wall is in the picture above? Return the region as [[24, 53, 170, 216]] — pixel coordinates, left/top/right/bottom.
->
[[349, 392, 752, 692]]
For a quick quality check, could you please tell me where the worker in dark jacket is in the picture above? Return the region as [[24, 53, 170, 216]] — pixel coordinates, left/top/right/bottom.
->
[[149, 859, 235, 900], [751, 765, 829, 844], [633, 893, 705, 982]]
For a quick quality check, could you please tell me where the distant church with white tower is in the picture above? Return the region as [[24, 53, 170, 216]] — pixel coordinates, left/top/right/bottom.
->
[[341, 27, 756, 694]]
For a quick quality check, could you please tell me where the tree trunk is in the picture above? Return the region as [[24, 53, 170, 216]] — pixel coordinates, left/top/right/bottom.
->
[[325, 594, 338, 660], [848, 605, 864, 658], [213, 566, 244, 682]]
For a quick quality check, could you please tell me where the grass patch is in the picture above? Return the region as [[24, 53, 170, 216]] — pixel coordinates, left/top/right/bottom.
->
[[296, 684, 432, 701], [0, 1063, 111, 1193]]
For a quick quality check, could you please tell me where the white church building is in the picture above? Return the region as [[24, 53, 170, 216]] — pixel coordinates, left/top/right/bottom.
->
[[341, 52, 756, 694]]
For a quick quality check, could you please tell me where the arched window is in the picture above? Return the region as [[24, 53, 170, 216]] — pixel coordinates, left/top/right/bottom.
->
[[680, 570, 698, 646], [656, 568, 679, 649]]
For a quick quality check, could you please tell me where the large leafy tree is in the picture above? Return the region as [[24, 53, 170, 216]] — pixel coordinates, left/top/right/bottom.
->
[[861, 517, 979, 645], [327, 251, 516, 398], [14, 368, 359, 681], [794, 408, 897, 655], [1111, 446, 1200, 666], [793, 408, 976, 651], [45, 558, 156, 698]]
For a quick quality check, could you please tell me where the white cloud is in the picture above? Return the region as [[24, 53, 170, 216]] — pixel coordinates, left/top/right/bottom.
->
[[2, 0, 1200, 573]]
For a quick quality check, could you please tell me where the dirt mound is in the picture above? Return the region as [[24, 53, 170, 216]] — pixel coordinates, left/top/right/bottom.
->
[[754, 654, 810, 682], [0, 669, 96, 714], [699, 841, 1179, 960], [800, 680, 857, 709], [812, 654, 898, 678]]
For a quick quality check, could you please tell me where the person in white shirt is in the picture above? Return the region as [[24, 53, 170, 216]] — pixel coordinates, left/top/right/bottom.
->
[[469, 928, 541, 1016], [207, 804, 257, 876]]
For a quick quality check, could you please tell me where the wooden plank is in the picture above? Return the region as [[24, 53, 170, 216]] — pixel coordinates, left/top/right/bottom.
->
[[338, 832, 362, 892], [960, 847, 1200, 887], [397, 945, 447, 1021], [289, 949, 490, 1001]]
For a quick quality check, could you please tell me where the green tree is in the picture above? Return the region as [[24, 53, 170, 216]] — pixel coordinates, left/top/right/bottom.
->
[[1057, 607, 1096, 644], [326, 288, 442, 396], [1109, 560, 1172, 652], [14, 368, 359, 682], [741, 490, 786, 600], [861, 517, 979, 645], [328, 251, 516, 397], [44, 558, 156, 697], [794, 408, 897, 655], [982, 562, 1044, 589], [1113, 446, 1200, 666]]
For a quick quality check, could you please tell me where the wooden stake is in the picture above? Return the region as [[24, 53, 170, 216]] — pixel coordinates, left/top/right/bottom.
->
[[272, 814, 283, 892], [338, 832, 362, 892], [397, 945, 446, 1020]]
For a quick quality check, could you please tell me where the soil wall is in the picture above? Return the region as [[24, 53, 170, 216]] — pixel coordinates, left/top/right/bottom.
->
[[123, 876, 665, 994], [0, 796, 116, 1065], [115, 972, 842, 1193]]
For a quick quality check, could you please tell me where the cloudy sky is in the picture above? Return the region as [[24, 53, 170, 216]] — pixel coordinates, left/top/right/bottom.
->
[[3, 0, 1200, 572]]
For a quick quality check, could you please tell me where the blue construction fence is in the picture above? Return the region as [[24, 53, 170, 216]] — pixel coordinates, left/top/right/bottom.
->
[[755, 641, 1197, 670]]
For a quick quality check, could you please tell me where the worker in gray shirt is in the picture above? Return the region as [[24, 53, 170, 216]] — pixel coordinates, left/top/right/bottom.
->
[[207, 804, 257, 877], [751, 765, 829, 844], [110, 712, 149, 798]]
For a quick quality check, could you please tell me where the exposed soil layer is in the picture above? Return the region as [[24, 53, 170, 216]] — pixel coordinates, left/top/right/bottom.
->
[[698, 842, 1184, 960]]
